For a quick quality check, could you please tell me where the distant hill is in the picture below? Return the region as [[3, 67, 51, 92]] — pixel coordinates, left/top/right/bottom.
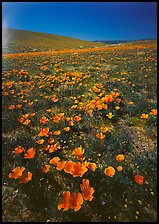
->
[[2, 28, 105, 53], [93, 40, 130, 44], [93, 38, 157, 45]]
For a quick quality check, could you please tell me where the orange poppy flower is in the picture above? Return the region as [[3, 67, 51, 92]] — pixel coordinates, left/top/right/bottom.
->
[[135, 175, 144, 185], [58, 113, 65, 118], [9, 105, 15, 110], [96, 104, 103, 110], [16, 104, 22, 109], [68, 120, 74, 126], [23, 119, 31, 125], [80, 179, 90, 191], [18, 117, 24, 123], [101, 127, 108, 133], [116, 154, 125, 162], [69, 192, 83, 212], [41, 165, 50, 173], [96, 133, 105, 142], [23, 114, 29, 119], [104, 166, 115, 177], [53, 130, 61, 135], [37, 139, 44, 144], [30, 113, 36, 116], [38, 127, 49, 137], [49, 144, 58, 153], [106, 112, 114, 119], [88, 162, 97, 171], [9, 166, 25, 179], [19, 171, 32, 183], [43, 144, 50, 151], [52, 95, 58, 102], [58, 191, 70, 211], [128, 101, 134, 105], [64, 127, 70, 132], [13, 146, 24, 155], [56, 161, 66, 171], [71, 162, 88, 177], [73, 116, 81, 122], [53, 116, 61, 123], [141, 114, 148, 119], [87, 109, 93, 116], [64, 161, 74, 173], [50, 157, 61, 165], [24, 148, 36, 159], [40, 116, 48, 124], [115, 106, 120, 110], [73, 147, 85, 157], [117, 166, 123, 172], [65, 117, 71, 122], [116, 98, 121, 103], [48, 138, 54, 144], [82, 187, 94, 201], [150, 109, 157, 116]]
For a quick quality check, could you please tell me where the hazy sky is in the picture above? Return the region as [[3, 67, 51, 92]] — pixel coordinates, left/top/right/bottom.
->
[[2, 2, 157, 41]]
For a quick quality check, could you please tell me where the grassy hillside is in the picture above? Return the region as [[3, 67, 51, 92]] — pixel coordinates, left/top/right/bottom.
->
[[2, 28, 105, 53]]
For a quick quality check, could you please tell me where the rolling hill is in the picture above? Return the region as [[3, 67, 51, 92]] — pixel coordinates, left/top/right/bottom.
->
[[2, 28, 105, 53]]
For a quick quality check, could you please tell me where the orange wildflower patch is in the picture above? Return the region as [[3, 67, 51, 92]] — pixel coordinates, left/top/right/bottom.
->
[[116, 154, 125, 162], [9, 166, 25, 179], [135, 174, 144, 185], [24, 148, 36, 159], [104, 166, 115, 177], [13, 146, 24, 155]]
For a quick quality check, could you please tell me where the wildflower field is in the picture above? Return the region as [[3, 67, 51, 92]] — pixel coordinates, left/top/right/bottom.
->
[[2, 40, 157, 222]]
